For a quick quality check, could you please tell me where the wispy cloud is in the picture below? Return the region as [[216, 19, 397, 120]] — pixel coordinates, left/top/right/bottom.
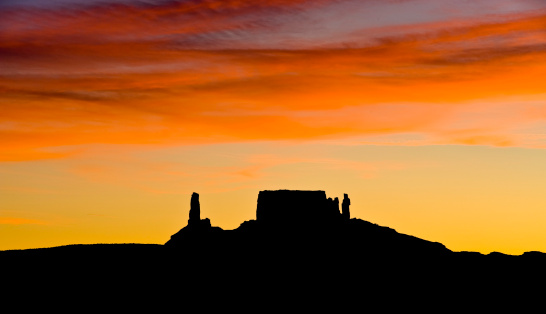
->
[[0, 217, 47, 225], [1, 0, 546, 161]]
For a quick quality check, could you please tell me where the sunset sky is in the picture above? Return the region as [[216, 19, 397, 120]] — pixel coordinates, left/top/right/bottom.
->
[[2, 0, 546, 253]]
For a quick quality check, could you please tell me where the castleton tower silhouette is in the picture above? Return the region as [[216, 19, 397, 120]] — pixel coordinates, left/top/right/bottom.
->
[[188, 192, 200, 226]]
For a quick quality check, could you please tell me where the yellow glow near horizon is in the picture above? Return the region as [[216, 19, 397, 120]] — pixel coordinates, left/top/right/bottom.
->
[[2, 1, 546, 254], [3, 144, 546, 254]]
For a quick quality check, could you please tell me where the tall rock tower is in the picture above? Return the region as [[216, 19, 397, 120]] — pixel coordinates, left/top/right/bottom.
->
[[188, 192, 200, 225], [342, 193, 350, 220]]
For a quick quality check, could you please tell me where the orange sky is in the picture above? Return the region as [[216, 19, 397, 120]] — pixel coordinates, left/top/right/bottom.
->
[[2, 0, 546, 253]]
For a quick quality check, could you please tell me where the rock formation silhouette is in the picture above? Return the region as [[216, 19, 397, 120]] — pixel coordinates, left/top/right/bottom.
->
[[256, 190, 343, 227], [165, 192, 219, 246], [165, 189, 450, 257], [188, 192, 200, 225], [327, 197, 341, 219], [342, 193, 350, 220]]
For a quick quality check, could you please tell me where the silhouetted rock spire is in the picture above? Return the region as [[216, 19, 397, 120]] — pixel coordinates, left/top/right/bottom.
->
[[189, 192, 200, 225], [342, 193, 350, 220], [165, 192, 219, 247]]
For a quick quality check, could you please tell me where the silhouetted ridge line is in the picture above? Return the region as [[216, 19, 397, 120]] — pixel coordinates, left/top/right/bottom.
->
[[164, 190, 453, 258], [4, 189, 546, 268], [3, 188, 546, 303]]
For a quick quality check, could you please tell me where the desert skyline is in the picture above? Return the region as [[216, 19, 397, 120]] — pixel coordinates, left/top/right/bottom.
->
[[2, 0, 546, 253]]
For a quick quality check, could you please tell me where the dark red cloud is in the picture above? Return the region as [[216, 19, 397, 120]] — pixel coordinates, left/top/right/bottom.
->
[[2, 1, 546, 161]]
